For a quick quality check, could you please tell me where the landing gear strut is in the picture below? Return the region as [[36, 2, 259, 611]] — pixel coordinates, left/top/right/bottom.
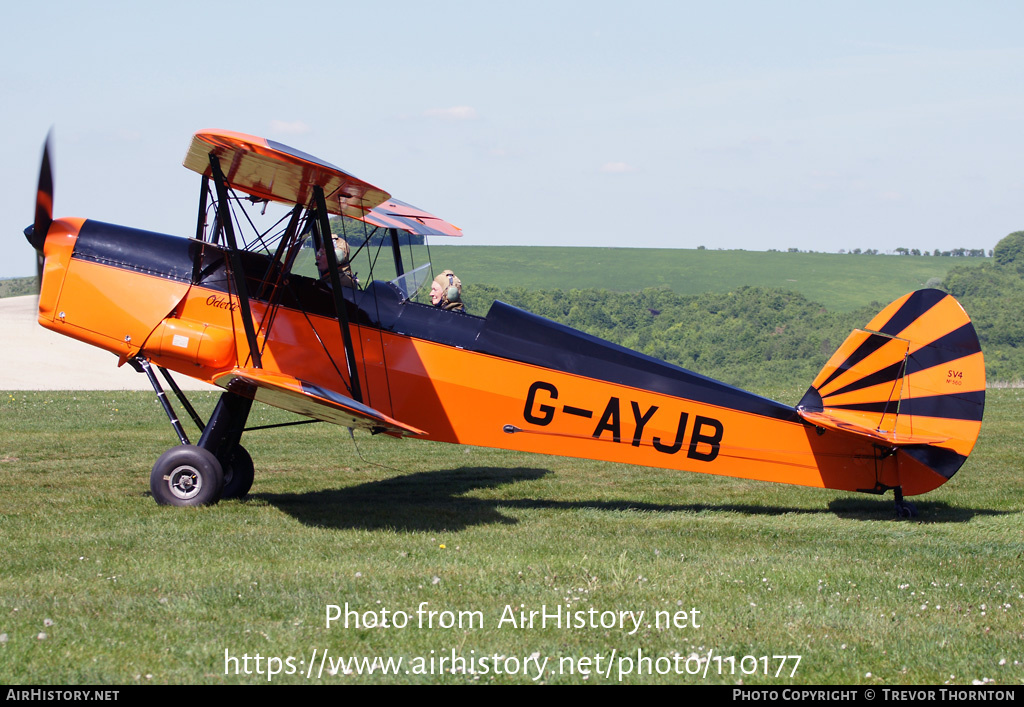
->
[[136, 358, 255, 506], [861, 445, 919, 520]]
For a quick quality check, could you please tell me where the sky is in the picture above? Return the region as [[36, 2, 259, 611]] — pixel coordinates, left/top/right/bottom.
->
[[2, 0, 1023, 278]]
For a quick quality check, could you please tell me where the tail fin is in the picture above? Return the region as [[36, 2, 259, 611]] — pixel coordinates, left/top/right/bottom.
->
[[797, 289, 985, 493]]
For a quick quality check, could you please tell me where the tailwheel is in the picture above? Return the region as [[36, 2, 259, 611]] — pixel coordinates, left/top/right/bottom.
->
[[895, 501, 918, 520], [220, 445, 255, 500], [893, 487, 918, 520], [150, 445, 224, 507]]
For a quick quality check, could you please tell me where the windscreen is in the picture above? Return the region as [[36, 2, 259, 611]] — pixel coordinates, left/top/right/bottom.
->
[[390, 262, 432, 301]]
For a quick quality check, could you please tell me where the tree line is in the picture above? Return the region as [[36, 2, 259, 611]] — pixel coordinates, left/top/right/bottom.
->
[[462, 283, 877, 392], [464, 231, 1024, 389], [775, 248, 990, 256]]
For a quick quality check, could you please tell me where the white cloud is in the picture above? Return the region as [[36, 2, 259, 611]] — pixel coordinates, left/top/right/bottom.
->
[[600, 161, 638, 174], [424, 106, 479, 121], [269, 120, 311, 135]]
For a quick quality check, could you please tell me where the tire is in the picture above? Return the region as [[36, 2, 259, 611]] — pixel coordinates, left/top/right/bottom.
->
[[220, 445, 255, 500], [895, 501, 918, 520], [150, 445, 224, 507]]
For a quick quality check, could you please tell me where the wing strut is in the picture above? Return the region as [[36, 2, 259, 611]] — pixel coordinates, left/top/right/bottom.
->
[[194, 176, 209, 242], [389, 227, 405, 278], [313, 185, 363, 403], [208, 153, 263, 369]]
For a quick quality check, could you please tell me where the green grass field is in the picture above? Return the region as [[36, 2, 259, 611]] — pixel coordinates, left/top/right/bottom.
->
[[1, 388, 1020, 685], [402, 247, 984, 311]]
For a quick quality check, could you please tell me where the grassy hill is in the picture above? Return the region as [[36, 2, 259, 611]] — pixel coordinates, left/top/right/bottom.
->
[[381, 246, 983, 312], [3, 249, 984, 313], [10, 248, 1012, 383]]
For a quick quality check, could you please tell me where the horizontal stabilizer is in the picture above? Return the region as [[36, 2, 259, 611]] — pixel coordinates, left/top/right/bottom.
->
[[797, 409, 949, 445], [214, 368, 424, 437]]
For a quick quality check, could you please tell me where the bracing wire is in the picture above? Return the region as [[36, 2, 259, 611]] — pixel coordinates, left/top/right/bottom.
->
[[346, 427, 403, 474]]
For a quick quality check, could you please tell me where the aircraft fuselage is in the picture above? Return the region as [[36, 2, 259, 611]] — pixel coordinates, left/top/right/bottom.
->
[[34, 218, 953, 496]]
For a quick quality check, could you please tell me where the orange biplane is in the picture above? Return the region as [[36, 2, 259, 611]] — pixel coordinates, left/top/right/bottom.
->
[[24, 130, 985, 517]]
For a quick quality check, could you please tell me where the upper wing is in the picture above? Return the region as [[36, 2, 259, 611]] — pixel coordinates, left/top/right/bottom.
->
[[215, 367, 425, 438], [183, 129, 390, 217], [355, 197, 463, 237]]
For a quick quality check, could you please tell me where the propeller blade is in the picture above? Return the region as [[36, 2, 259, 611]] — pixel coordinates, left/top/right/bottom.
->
[[27, 133, 53, 251]]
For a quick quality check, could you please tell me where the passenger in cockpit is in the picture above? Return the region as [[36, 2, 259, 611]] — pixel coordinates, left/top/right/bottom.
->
[[316, 236, 357, 288], [430, 269, 464, 312]]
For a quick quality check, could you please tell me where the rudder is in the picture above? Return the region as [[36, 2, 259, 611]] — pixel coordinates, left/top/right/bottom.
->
[[797, 289, 985, 494]]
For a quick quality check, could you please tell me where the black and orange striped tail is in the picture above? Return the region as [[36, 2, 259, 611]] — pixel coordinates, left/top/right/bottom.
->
[[797, 289, 984, 495]]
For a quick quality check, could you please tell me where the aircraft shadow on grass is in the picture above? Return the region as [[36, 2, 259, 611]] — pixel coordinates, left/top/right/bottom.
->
[[254, 466, 550, 532], [252, 466, 1007, 532], [825, 497, 1006, 524]]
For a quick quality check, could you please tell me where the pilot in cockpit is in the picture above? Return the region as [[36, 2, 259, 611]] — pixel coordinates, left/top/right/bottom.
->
[[316, 236, 357, 288], [430, 270, 465, 312]]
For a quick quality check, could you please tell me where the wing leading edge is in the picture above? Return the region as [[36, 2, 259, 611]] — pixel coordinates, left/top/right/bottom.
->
[[354, 198, 462, 237], [183, 129, 390, 218]]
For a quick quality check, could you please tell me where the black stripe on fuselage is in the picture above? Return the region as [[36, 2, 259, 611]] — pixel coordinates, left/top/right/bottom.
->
[[900, 445, 968, 480], [73, 220, 199, 282]]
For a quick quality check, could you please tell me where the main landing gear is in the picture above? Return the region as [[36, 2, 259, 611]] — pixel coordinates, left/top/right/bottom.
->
[[149, 443, 255, 506], [150, 445, 224, 506], [133, 359, 255, 507]]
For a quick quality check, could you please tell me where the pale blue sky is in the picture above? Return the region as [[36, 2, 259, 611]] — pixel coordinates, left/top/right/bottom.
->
[[3, 0, 1022, 277]]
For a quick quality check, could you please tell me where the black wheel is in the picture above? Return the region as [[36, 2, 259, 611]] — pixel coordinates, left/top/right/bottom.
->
[[220, 445, 254, 500], [895, 501, 918, 520], [150, 445, 224, 507]]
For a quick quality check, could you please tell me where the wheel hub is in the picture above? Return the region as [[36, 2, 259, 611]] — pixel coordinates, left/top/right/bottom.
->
[[166, 465, 202, 499]]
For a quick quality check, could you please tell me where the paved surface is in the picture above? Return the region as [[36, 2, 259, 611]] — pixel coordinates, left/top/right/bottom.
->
[[0, 295, 216, 391]]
